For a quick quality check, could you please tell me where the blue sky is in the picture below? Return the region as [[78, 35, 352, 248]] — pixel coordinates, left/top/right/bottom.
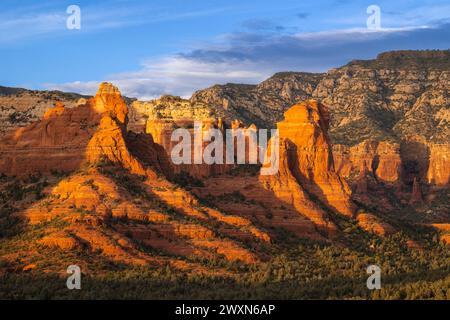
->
[[0, 0, 449, 99]]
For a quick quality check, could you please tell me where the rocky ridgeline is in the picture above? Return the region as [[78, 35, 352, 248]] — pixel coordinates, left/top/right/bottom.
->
[[0, 86, 86, 136], [187, 50, 449, 145], [122, 50, 449, 188], [0, 51, 447, 248], [190, 72, 323, 128]]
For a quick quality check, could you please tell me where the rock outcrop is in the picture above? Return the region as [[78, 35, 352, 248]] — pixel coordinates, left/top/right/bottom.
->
[[190, 72, 323, 128], [1, 51, 447, 189], [0, 86, 85, 137], [314, 50, 450, 146], [410, 177, 423, 205], [333, 137, 449, 193], [333, 139, 402, 184], [356, 212, 396, 236], [0, 83, 169, 177], [427, 144, 450, 186], [146, 118, 231, 178], [0, 100, 100, 175], [354, 166, 368, 194], [260, 100, 355, 236]]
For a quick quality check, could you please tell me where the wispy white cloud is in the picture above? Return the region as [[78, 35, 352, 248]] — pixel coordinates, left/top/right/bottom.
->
[[380, 4, 450, 27], [44, 56, 266, 100], [322, 3, 450, 28], [0, 4, 232, 44], [293, 25, 431, 40], [0, 12, 66, 43]]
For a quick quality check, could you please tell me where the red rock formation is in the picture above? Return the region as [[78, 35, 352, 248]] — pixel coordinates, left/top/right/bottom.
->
[[333, 140, 378, 179], [264, 100, 354, 216], [355, 164, 368, 194], [43, 101, 66, 119], [356, 213, 396, 236], [427, 144, 450, 187], [260, 100, 355, 237], [261, 138, 339, 236], [335, 137, 449, 190], [375, 141, 402, 183], [193, 175, 325, 241], [146, 118, 252, 178], [333, 139, 401, 183], [0, 82, 169, 178], [92, 82, 128, 125], [409, 177, 423, 205], [0, 101, 100, 175]]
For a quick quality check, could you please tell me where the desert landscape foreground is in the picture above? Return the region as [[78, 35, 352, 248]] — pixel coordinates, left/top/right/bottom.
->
[[0, 50, 448, 299]]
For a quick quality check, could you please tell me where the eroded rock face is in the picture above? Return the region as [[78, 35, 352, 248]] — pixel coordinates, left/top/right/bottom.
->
[[192, 174, 326, 241], [191, 73, 323, 128], [373, 141, 402, 183], [260, 138, 339, 237], [129, 95, 213, 133], [333, 139, 402, 183], [260, 100, 355, 236], [427, 144, 450, 186], [0, 86, 85, 137], [86, 115, 151, 177], [146, 118, 264, 179], [92, 82, 129, 125], [410, 177, 423, 204], [334, 138, 449, 190], [0, 102, 100, 175], [0, 83, 169, 177], [314, 51, 450, 146], [275, 101, 354, 216]]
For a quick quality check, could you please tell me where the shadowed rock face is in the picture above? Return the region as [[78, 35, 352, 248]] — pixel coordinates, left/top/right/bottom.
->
[[145, 118, 233, 179], [410, 177, 423, 204], [274, 101, 354, 215]]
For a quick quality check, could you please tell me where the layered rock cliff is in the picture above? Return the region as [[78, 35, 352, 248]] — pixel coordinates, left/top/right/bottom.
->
[[333, 140, 402, 183]]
